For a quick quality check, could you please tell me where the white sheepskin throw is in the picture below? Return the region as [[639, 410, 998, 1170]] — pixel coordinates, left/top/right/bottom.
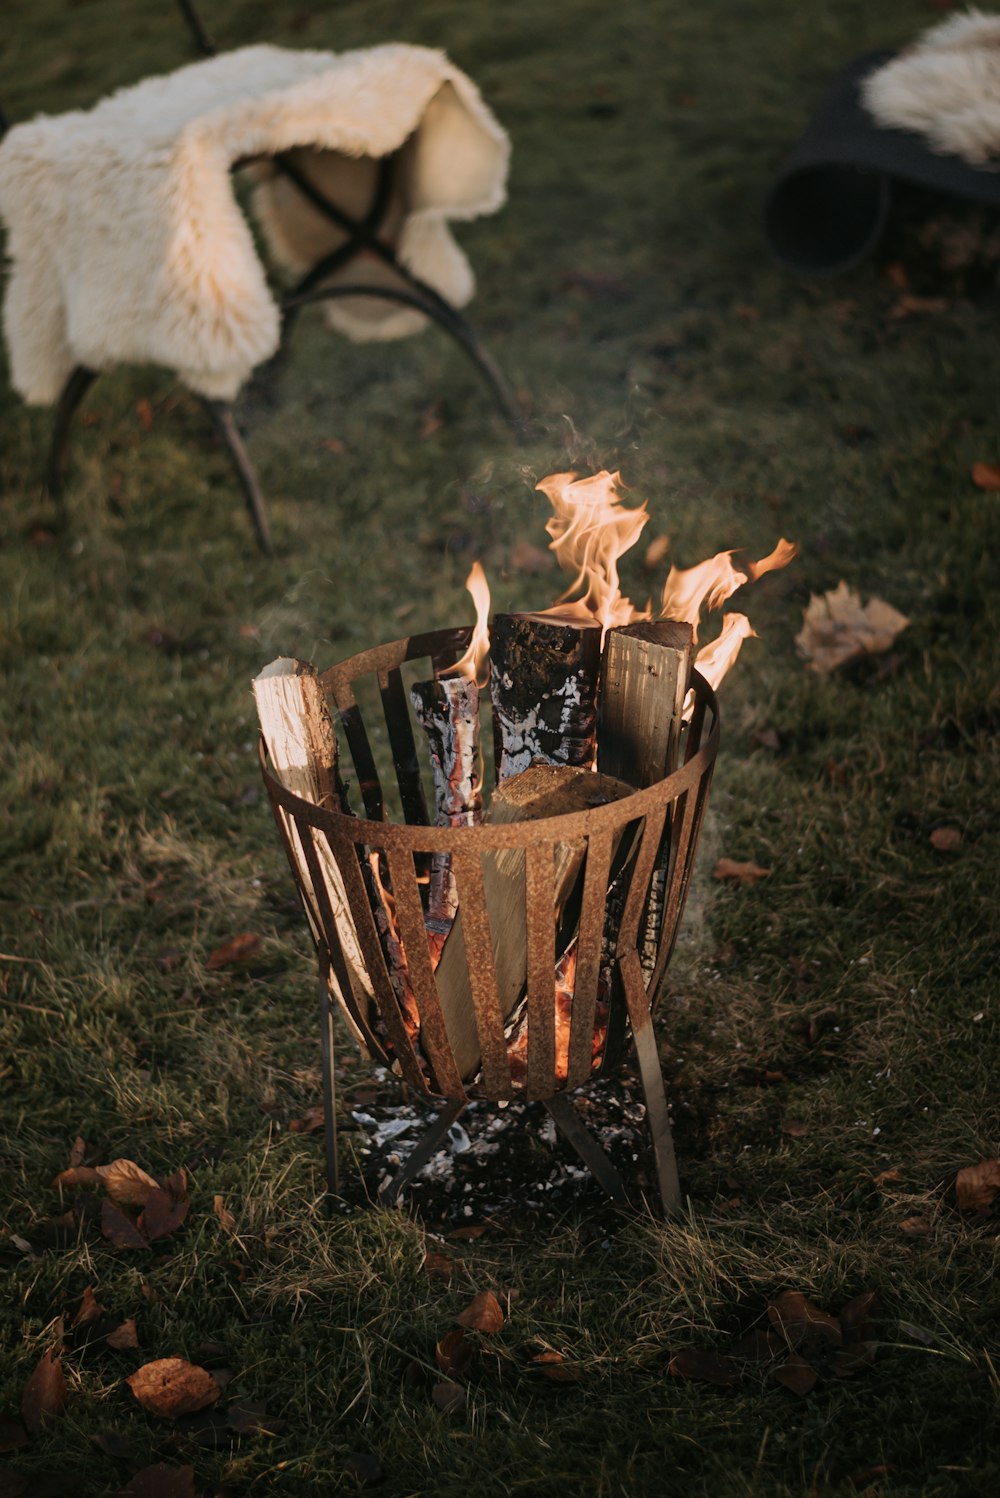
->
[[0, 43, 509, 403], [864, 9, 1000, 165]]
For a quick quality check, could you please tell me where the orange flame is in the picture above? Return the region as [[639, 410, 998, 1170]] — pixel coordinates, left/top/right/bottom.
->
[[447, 562, 492, 686], [693, 613, 757, 693], [659, 551, 748, 641], [746, 537, 798, 582], [535, 470, 649, 637]]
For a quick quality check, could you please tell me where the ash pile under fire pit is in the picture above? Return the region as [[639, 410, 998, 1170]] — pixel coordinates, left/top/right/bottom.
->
[[253, 472, 794, 1215]]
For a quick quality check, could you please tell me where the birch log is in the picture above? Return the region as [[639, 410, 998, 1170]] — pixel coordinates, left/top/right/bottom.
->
[[490, 613, 602, 781], [253, 658, 374, 1043], [410, 673, 483, 964]]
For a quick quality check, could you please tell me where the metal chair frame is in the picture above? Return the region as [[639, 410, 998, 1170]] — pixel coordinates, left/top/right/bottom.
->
[[4, 0, 522, 556]]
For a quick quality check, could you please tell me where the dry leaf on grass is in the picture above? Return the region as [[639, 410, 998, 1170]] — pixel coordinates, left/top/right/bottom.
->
[[51, 1165, 101, 1192], [101, 1200, 149, 1251], [929, 826, 962, 853], [431, 1379, 465, 1413], [873, 1168, 902, 1187], [72, 1287, 104, 1328], [713, 858, 771, 883], [773, 1354, 818, 1396], [213, 1196, 236, 1235], [668, 1348, 739, 1387], [955, 1159, 1000, 1215], [531, 1350, 581, 1383], [126, 1359, 220, 1419], [287, 1105, 325, 1135], [106, 1319, 139, 1351], [455, 1290, 503, 1334], [68, 1136, 87, 1169], [121, 1464, 196, 1498], [96, 1159, 160, 1208], [767, 1290, 842, 1351], [423, 1251, 455, 1282], [206, 932, 261, 970], [796, 581, 909, 675], [971, 461, 1000, 491], [139, 1171, 189, 1242], [446, 1225, 487, 1241], [20, 1347, 66, 1433], [435, 1329, 475, 1380], [899, 1216, 931, 1237]]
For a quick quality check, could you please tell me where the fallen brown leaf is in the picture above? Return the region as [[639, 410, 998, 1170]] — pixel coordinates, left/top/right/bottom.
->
[[0, 1417, 28, 1453], [20, 1347, 66, 1433], [455, 1290, 503, 1334], [106, 1318, 139, 1351], [431, 1379, 465, 1413], [888, 293, 949, 318], [101, 1199, 149, 1251], [435, 1328, 475, 1379], [226, 1399, 286, 1436], [127, 1359, 221, 1419], [423, 1251, 455, 1282], [213, 1195, 236, 1235], [95, 1159, 160, 1208], [668, 1348, 739, 1387], [955, 1159, 1000, 1215], [72, 1287, 104, 1328], [321, 436, 346, 454], [839, 1291, 877, 1337], [795, 581, 909, 675], [68, 1136, 87, 1169], [446, 1225, 487, 1241], [136, 398, 155, 430], [929, 826, 962, 853], [51, 1165, 101, 1192], [287, 1104, 325, 1135], [419, 400, 446, 439], [532, 1350, 581, 1383], [713, 858, 771, 883], [873, 1168, 902, 1187], [206, 932, 261, 970], [139, 1180, 189, 1243], [782, 1120, 810, 1138], [971, 461, 1000, 491], [730, 1327, 785, 1363], [773, 1354, 819, 1396], [767, 1290, 842, 1351], [899, 1216, 931, 1237], [121, 1464, 196, 1498]]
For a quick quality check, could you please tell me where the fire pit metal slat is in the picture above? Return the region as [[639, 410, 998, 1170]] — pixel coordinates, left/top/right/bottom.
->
[[260, 636, 720, 1215], [378, 668, 430, 828], [448, 846, 515, 1099], [565, 827, 615, 1091], [525, 841, 557, 1100], [383, 846, 466, 1099]]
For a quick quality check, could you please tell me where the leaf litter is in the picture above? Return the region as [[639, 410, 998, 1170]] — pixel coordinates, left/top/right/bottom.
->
[[795, 581, 909, 675]]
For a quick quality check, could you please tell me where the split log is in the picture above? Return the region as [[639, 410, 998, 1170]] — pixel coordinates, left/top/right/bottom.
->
[[434, 763, 634, 1082], [253, 658, 375, 1044], [410, 673, 483, 964], [490, 613, 602, 781], [596, 620, 692, 981]]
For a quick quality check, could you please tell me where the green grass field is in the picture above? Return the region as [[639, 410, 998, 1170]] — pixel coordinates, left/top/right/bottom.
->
[[1, 2, 998, 1493]]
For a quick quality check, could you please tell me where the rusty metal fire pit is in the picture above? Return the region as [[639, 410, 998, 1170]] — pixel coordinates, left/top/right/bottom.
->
[[260, 626, 719, 1216]]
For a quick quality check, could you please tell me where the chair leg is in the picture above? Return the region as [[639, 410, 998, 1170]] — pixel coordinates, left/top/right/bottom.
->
[[377, 1099, 467, 1208], [202, 399, 274, 557], [46, 365, 100, 498], [318, 967, 340, 1196], [282, 283, 527, 438], [543, 1092, 629, 1205]]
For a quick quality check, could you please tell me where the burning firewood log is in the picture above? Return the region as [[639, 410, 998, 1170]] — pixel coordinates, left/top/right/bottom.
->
[[433, 762, 635, 1082], [252, 658, 376, 1043], [490, 612, 602, 780], [597, 620, 693, 980], [410, 672, 483, 964]]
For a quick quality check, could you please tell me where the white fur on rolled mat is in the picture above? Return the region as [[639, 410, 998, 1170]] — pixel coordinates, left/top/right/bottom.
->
[[0, 43, 509, 404], [864, 8, 1000, 165]]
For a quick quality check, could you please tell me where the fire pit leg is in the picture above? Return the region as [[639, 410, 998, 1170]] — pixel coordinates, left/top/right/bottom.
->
[[543, 1094, 629, 1206], [377, 1099, 467, 1208], [318, 964, 340, 1196], [630, 1017, 682, 1218]]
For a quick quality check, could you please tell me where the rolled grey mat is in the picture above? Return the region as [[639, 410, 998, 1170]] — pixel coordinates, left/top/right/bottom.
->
[[764, 49, 1000, 276]]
